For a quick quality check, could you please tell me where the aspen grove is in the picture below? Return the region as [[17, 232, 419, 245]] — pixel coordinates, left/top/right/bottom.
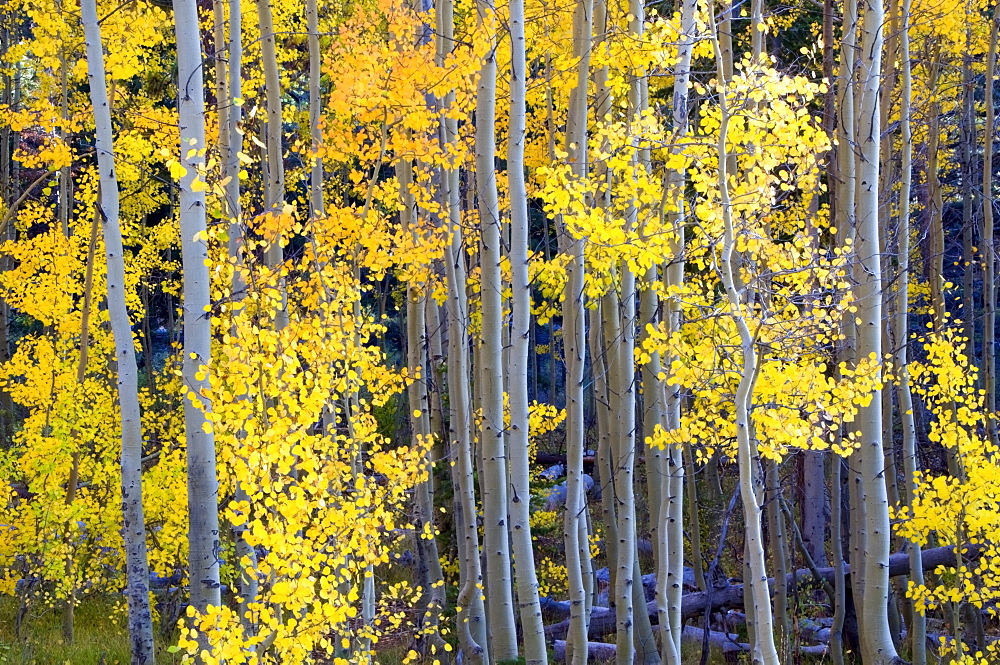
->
[[1, 0, 999, 662]]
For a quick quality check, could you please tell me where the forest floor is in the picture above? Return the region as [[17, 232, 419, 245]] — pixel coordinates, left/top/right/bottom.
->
[[0, 595, 182, 665], [0, 594, 746, 664]]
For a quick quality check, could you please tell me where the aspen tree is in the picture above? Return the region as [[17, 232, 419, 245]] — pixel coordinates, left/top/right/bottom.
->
[[433, 3, 486, 656], [445, 212, 489, 663], [829, 458, 847, 665], [661, 0, 696, 660], [562, 0, 595, 660], [254, 0, 289, 330], [591, 0, 618, 603], [853, 0, 902, 658], [172, 0, 223, 619], [473, 0, 518, 654], [255, 0, 283, 220], [400, 159, 446, 651], [219, 0, 259, 633], [894, 2, 924, 660], [81, 1, 156, 661], [609, 4, 659, 663], [710, 9, 778, 663], [985, 7, 998, 445], [307, 0, 323, 220], [765, 460, 789, 655], [507, 0, 547, 656], [835, 0, 859, 640], [961, 19, 976, 366]]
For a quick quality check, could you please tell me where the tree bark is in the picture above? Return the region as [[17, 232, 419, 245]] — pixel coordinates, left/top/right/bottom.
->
[[853, 0, 900, 658], [984, 7, 999, 446], [507, 0, 546, 657], [561, 0, 595, 659], [474, 0, 518, 655], [711, 11, 778, 662], [82, 2, 157, 661], [173, 0, 223, 624]]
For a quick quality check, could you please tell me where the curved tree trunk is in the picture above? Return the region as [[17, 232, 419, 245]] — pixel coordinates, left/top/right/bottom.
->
[[711, 12, 778, 662]]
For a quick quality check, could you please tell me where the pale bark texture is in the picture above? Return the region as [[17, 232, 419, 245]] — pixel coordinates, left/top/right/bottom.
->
[[507, 0, 546, 658], [474, 0, 518, 655], [895, 2, 925, 661], [853, 0, 901, 659], [173, 0, 223, 618], [82, 1, 156, 660], [661, 0, 696, 660], [712, 16, 778, 663], [307, 0, 324, 219], [562, 0, 595, 660], [985, 7, 999, 445]]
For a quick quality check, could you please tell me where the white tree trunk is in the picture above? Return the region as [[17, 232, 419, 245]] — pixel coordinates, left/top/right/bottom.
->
[[984, 7, 999, 445], [712, 14, 778, 663], [853, 0, 900, 660], [307, 0, 324, 219], [562, 0, 595, 661], [82, 2, 156, 661], [507, 0, 546, 659], [895, 6, 924, 661], [172, 0, 223, 618]]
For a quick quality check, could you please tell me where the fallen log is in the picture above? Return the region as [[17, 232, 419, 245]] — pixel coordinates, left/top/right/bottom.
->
[[544, 543, 981, 642]]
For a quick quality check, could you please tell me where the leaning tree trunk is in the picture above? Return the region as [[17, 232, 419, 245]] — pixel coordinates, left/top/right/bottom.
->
[[82, 2, 156, 660], [173, 0, 223, 622]]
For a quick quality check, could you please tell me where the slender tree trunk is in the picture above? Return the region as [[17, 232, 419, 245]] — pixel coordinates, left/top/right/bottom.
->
[[307, 0, 323, 219], [220, 0, 259, 636], [854, 0, 901, 659], [474, 0, 518, 654], [400, 158, 447, 652], [562, 0, 595, 659], [255, 0, 288, 330], [173, 0, 223, 622], [801, 452, 826, 566], [663, 1, 696, 660], [926, 58, 944, 328], [766, 460, 789, 659], [712, 12, 778, 663], [984, 7, 999, 446], [962, 22, 977, 365], [82, 3, 157, 660], [896, 3, 925, 660], [829, 457, 847, 665], [507, 0, 546, 657]]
